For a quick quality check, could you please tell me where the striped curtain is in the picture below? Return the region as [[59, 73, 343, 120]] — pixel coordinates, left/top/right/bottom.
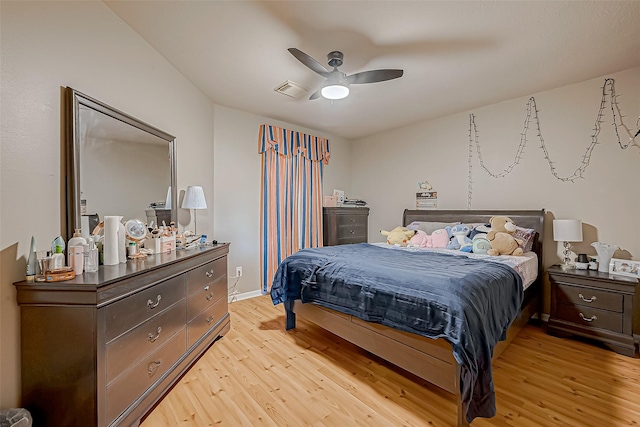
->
[[258, 124, 330, 292]]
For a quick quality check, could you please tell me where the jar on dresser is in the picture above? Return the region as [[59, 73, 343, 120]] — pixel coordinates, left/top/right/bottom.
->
[[14, 243, 230, 427], [322, 207, 369, 246]]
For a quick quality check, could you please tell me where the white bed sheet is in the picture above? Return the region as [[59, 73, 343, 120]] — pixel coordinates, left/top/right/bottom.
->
[[371, 243, 539, 290]]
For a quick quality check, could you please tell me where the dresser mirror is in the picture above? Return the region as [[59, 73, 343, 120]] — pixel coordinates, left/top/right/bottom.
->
[[65, 87, 176, 240]]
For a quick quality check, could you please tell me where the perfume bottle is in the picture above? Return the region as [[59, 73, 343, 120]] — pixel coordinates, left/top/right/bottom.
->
[[84, 237, 99, 273]]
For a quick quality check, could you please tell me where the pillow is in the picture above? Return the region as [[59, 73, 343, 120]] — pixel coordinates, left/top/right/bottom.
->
[[406, 221, 458, 235], [514, 226, 536, 252]]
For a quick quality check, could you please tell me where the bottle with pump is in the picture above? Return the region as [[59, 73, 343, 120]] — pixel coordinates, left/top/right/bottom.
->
[[84, 237, 99, 273], [68, 229, 87, 275]]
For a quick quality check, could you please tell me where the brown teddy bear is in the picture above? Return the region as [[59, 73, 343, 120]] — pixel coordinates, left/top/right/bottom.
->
[[486, 216, 524, 256]]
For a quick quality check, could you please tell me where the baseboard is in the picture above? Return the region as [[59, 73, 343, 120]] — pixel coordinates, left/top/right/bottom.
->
[[229, 289, 264, 303]]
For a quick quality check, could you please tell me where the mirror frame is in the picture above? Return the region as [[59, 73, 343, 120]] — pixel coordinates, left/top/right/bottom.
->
[[65, 87, 177, 240]]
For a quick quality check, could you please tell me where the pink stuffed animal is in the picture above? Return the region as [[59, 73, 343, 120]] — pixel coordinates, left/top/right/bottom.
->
[[409, 230, 432, 248], [430, 228, 450, 248]]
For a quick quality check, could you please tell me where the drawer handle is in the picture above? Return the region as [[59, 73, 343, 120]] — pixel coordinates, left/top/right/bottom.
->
[[148, 360, 162, 376], [579, 312, 597, 322], [147, 327, 162, 343], [204, 285, 210, 291], [349, 230, 355, 234], [578, 293, 597, 303], [350, 218, 356, 223], [147, 295, 162, 309], [206, 315, 215, 324], [205, 269, 214, 278], [206, 292, 215, 301]]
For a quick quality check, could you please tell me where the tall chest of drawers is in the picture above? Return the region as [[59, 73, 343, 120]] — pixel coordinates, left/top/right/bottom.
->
[[14, 244, 230, 426], [323, 207, 369, 246], [547, 265, 638, 357]]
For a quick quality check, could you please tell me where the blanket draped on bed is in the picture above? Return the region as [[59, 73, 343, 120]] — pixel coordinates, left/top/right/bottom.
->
[[270, 243, 523, 423]]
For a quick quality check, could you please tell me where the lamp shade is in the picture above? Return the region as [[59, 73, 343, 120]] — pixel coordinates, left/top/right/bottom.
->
[[553, 219, 583, 242], [321, 73, 350, 100], [181, 186, 207, 210]]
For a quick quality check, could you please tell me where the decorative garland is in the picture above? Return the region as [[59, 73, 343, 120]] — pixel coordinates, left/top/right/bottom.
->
[[467, 78, 639, 209]]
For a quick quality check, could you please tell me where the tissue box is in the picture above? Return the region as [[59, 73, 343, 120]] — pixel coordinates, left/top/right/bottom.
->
[[323, 195, 338, 207], [144, 235, 176, 254]]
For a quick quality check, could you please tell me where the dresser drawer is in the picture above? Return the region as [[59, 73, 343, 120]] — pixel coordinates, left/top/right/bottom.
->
[[106, 327, 187, 424], [187, 256, 227, 296], [555, 302, 623, 333], [106, 299, 186, 384], [188, 296, 228, 348], [556, 283, 623, 312], [187, 274, 226, 321], [106, 274, 186, 342], [336, 213, 367, 227]]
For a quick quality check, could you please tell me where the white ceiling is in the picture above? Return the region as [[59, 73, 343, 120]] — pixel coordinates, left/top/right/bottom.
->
[[104, 1, 640, 140]]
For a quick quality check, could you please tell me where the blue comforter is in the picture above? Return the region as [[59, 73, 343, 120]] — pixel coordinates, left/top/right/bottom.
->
[[270, 243, 523, 423]]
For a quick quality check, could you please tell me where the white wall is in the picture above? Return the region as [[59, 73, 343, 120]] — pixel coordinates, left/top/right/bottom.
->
[[351, 67, 640, 311], [212, 105, 352, 297]]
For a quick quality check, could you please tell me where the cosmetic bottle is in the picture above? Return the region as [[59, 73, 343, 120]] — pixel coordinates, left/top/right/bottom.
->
[[84, 237, 99, 273], [68, 229, 87, 249], [51, 245, 65, 269]]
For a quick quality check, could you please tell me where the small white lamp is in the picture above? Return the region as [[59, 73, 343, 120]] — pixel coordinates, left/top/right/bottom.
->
[[553, 219, 583, 270], [181, 186, 207, 235]]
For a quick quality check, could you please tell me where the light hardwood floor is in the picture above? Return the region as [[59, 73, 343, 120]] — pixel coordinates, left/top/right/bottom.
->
[[141, 295, 640, 426]]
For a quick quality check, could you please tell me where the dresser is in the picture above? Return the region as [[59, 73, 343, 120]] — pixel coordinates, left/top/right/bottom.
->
[[14, 243, 230, 426], [323, 207, 369, 246], [547, 266, 638, 357]]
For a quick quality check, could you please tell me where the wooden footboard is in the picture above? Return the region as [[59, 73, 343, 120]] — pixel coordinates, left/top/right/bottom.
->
[[286, 289, 539, 427]]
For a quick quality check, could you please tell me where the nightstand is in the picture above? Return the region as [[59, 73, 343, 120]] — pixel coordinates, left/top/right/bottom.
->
[[547, 266, 639, 357]]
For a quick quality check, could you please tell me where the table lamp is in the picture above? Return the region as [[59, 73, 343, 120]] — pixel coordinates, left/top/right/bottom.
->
[[553, 219, 583, 270], [181, 185, 207, 235]]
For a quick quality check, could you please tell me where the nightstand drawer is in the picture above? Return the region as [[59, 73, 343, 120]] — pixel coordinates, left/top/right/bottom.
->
[[555, 302, 623, 333], [556, 283, 623, 312]]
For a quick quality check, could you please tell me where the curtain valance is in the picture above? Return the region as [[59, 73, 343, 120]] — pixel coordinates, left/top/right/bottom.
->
[[258, 124, 330, 164]]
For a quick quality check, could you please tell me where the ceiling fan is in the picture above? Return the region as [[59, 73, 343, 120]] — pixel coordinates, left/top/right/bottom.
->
[[288, 48, 404, 100]]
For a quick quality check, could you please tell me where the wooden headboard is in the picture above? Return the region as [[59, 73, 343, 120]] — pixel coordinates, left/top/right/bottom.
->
[[402, 209, 546, 281]]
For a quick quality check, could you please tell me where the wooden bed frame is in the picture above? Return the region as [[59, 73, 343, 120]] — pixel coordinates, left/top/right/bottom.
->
[[283, 209, 545, 426]]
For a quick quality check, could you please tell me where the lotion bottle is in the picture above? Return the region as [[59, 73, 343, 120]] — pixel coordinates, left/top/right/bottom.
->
[[68, 229, 87, 274], [51, 245, 65, 269]]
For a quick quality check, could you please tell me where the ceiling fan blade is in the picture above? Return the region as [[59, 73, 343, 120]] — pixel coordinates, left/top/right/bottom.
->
[[309, 89, 321, 100], [346, 69, 404, 85], [288, 48, 330, 78]]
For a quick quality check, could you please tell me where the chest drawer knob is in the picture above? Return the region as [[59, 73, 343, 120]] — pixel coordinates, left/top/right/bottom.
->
[[579, 312, 597, 322], [147, 327, 162, 343], [205, 269, 214, 278], [206, 292, 215, 301], [578, 293, 597, 303], [147, 295, 162, 309], [204, 285, 210, 291], [206, 315, 215, 324], [147, 360, 162, 376]]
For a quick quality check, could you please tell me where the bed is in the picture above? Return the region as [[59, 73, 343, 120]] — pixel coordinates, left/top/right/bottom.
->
[[271, 209, 545, 426]]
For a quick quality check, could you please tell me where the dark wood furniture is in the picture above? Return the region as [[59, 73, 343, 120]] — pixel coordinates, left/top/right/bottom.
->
[[287, 209, 544, 427], [322, 206, 369, 246], [14, 243, 230, 427], [548, 265, 638, 357]]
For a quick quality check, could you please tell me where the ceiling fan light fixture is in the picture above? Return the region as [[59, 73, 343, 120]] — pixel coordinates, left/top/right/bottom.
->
[[321, 84, 350, 100]]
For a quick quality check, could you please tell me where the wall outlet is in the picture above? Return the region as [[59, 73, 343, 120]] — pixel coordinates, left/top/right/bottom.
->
[[236, 266, 242, 277]]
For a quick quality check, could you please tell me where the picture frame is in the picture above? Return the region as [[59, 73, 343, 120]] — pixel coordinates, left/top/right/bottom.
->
[[609, 258, 640, 279]]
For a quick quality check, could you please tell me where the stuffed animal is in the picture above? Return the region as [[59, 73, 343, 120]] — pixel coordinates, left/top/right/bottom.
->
[[446, 224, 473, 252], [381, 226, 416, 246], [408, 230, 432, 248], [430, 228, 450, 248], [472, 235, 492, 254], [486, 216, 524, 256]]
